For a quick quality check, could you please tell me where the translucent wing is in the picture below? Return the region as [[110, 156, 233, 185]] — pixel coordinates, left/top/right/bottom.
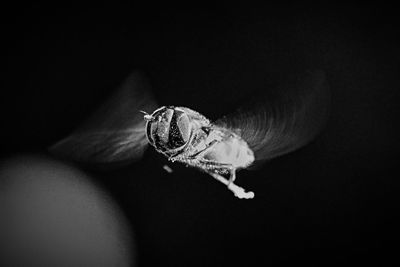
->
[[50, 71, 157, 164], [215, 70, 330, 165]]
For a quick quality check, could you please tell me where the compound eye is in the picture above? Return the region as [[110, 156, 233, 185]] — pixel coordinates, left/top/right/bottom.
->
[[176, 113, 190, 144], [145, 108, 173, 146], [145, 121, 155, 145], [145, 107, 191, 153], [167, 112, 191, 149]]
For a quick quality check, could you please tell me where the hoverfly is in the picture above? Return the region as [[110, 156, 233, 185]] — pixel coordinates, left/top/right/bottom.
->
[[50, 70, 329, 199]]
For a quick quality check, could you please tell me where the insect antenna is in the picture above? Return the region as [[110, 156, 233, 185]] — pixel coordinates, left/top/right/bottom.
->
[[140, 110, 154, 121]]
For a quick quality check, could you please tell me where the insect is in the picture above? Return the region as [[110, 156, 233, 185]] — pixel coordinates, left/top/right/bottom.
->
[[50, 70, 329, 199], [142, 106, 256, 198]]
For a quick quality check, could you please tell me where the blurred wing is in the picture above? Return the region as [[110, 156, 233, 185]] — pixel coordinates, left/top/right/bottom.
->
[[50, 71, 158, 164], [215, 70, 330, 165]]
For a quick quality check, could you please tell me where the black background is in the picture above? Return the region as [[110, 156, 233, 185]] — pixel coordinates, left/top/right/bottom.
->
[[1, 3, 399, 266]]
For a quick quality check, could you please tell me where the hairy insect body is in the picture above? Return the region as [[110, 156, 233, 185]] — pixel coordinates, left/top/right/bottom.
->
[[145, 106, 255, 199], [173, 124, 254, 170], [202, 128, 254, 169]]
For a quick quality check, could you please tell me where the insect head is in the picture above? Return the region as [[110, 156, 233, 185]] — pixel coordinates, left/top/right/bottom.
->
[[144, 106, 192, 156]]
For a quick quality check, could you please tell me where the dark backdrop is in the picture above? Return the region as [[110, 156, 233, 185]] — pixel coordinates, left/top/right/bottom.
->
[[1, 4, 399, 266]]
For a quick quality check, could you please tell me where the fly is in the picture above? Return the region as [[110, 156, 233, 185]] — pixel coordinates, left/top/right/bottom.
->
[[142, 106, 255, 198], [50, 70, 330, 199]]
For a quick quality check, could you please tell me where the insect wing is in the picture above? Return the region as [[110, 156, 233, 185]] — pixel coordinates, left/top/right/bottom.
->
[[215, 70, 330, 166], [50, 71, 158, 164]]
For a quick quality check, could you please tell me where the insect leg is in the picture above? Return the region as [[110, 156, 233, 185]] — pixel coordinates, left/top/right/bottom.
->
[[204, 169, 254, 199], [193, 158, 236, 185], [196, 159, 254, 199], [187, 140, 219, 159], [171, 156, 254, 199]]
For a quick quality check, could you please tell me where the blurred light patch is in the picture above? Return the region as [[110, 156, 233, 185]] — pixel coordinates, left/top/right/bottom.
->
[[0, 155, 134, 267], [163, 165, 173, 173]]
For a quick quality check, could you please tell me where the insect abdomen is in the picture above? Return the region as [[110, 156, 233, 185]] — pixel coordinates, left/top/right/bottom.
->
[[204, 134, 254, 169]]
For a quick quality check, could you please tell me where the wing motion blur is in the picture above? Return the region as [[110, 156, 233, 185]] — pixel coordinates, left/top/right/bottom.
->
[[215, 70, 330, 166], [50, 71, 158, 164]]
